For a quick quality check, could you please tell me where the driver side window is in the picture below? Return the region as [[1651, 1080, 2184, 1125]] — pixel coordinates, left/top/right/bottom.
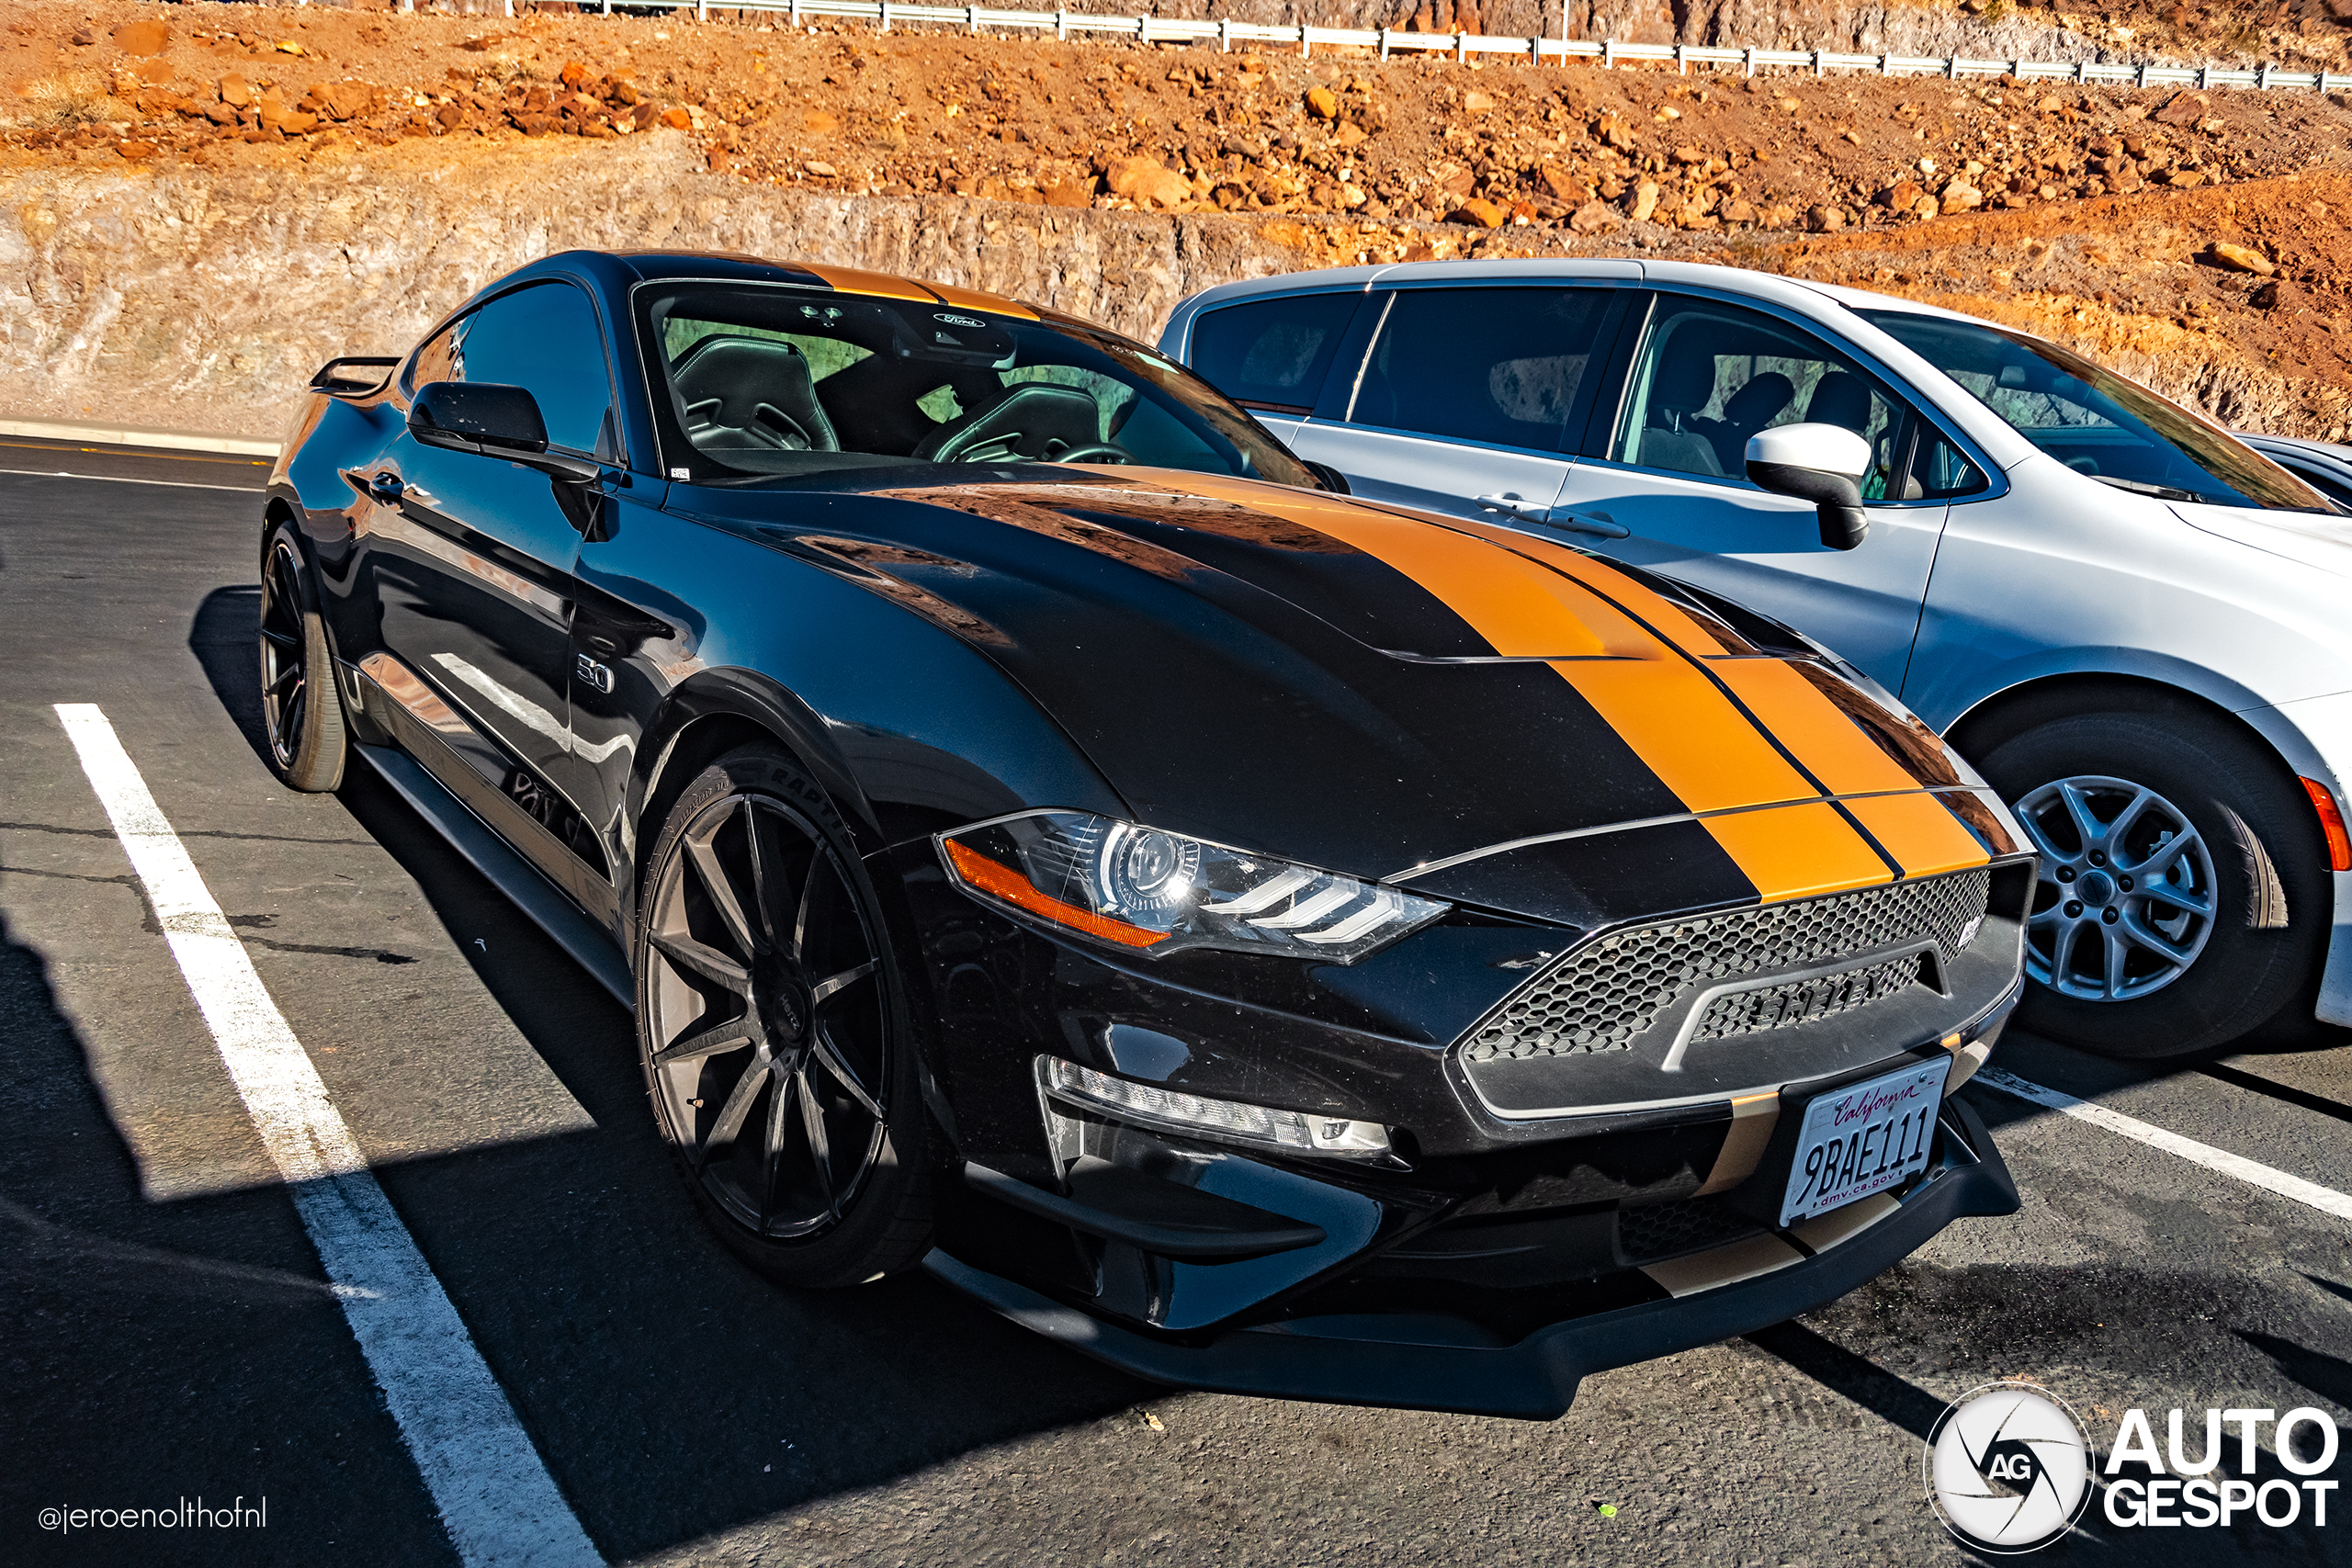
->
[[1614, 299, 1913, 502]]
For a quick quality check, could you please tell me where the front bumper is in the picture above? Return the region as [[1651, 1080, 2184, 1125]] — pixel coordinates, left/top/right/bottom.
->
[[924, 1095, 2018, 1420]]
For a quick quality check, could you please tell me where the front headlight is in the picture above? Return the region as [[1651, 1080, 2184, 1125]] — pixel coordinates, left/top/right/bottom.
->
[[936, 810, 1448, 964]]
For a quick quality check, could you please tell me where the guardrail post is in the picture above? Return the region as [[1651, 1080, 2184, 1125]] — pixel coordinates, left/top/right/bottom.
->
[[2135, 62, 2148, 88], [696, 0, 707, 22], [967, 4, 978, 31], [1302, 26, 1312, 58], [2199, 62, 2211, 88], [1813, 49, 1825, 76], [1743, 47, 1754, 77], [880, 1, 893, 33], [1879, 52, 1891, 76], [1377, 26, 1390, 59], [791, 0, 802, 26], [1057, 10, 1068, 40], [1602, 39, 1614, 69], [601, 0, 611, 15], [1529, 36, 1540, 65], [1454, 31, 1466, 63], [1675, 45, 1686, 74], [1137, 13, 1148, 42], [1223, 17, 1234, 52], [2258, 62, 2272, 89]]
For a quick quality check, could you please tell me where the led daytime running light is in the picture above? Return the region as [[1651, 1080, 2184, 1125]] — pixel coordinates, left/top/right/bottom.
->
[[1042, 1057, 1391, 1157]]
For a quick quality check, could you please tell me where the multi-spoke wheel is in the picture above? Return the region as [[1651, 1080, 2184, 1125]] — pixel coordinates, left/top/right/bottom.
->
[[637, 746, 932, 1285], [1975, 697, 2328, 1058], [257, 525, 345, 792], [2013, 775, 2216, 1003]]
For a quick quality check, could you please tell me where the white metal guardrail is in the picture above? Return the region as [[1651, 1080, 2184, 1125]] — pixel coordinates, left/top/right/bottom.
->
[[362, 0, 2352, 96]]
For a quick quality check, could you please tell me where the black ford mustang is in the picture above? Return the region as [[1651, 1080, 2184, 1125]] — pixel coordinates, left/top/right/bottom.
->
[[263, 249, 2031, 1418]]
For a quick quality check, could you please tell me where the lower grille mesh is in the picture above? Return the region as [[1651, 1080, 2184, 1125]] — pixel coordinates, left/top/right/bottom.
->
[[1691, 951, 1927, 1042], [1615, 1196, 1762, 1264], [1461, 868, 1988, 1064]]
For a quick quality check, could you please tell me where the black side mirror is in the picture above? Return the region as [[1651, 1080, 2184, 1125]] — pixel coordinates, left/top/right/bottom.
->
[[1745, 423, 1873, 550], [408, 381, 597, 483]]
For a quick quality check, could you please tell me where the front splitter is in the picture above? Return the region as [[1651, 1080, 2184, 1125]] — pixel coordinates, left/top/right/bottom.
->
[[922, 1096, 2019, 1420]]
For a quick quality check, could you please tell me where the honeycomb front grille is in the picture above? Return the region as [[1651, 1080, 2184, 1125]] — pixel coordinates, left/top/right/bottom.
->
[[1459, 868, 1988, 1065]]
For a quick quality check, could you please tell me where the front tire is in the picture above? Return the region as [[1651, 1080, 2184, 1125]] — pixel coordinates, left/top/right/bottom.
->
[[1976, 700, 2327, 1059], [258, 525, 346, 792], [635, 744, 933, 1287]]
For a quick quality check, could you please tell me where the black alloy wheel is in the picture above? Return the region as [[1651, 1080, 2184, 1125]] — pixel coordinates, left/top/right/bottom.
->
[[637, 746, 932, 1286], [258, 526, 346, 792], [1976, 696, 2330, 1058]]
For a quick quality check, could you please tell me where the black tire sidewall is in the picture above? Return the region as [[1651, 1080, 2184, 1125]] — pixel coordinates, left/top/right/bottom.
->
[[634, 744, 932, 1287], [1978, 706, 2326, 1058], [262, 525, 345, 793]]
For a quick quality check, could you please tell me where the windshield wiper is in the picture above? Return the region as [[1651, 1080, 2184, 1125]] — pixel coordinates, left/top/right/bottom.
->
[[2087, 473, 2211, 503]]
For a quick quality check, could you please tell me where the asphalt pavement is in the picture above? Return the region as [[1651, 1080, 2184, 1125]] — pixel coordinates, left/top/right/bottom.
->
[[4, 437, 2347, 1566]]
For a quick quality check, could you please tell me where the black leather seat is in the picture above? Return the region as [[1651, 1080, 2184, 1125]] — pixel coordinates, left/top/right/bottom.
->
[[1638, 346, 1723, 476], [1804, 371, 1875, 434], [912, 382, 1104, 465], [671, 336, 840, 452], [1706, 371, 1795, 474]]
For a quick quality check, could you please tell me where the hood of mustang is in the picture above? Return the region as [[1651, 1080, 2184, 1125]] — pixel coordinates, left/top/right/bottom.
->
[[736, 467, 2008, 920]]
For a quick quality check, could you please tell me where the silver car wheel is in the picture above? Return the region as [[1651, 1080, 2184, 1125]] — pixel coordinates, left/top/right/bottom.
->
[[2012, 773, 2218, 1002]]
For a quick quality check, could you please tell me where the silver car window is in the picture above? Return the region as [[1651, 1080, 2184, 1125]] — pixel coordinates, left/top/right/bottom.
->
[[1189, 292, 1362, 412], [1860, 310, 2331, 513], [1349, 288, 1611, 453], [1614, 296, 1912, 500]]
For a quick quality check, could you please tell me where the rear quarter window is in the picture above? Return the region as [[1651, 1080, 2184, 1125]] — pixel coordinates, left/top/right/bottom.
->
[[1188, 292, 1362, 412]]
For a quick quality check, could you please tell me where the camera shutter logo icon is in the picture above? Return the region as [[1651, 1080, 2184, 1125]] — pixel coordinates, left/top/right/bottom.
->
[[1924, 1382, 2094, 1553]]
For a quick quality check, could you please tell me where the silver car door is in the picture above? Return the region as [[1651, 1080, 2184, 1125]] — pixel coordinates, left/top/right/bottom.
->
[[1555, 291, 1982, 694], [1286, 285, 1623, 525]]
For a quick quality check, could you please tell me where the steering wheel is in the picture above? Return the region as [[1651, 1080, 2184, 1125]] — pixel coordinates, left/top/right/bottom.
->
[[1052, 442, 1132, 465]]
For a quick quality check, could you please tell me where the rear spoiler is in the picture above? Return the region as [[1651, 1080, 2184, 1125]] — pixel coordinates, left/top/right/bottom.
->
[[310, 355, 401, 397]]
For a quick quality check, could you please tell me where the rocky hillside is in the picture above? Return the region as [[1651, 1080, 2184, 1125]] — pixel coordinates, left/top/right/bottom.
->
[[4, 2, 2350, 442]]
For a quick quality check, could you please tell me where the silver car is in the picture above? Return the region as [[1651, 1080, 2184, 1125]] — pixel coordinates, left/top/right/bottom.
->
[[1162, 261, 2352, 1060]]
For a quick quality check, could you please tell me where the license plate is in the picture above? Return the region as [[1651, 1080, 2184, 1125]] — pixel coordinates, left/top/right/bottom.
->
[[1777, 1059, 1949, 1227]]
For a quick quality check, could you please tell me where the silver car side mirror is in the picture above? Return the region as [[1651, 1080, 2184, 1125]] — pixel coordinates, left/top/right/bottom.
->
[[1746, 423, 1874, 551]]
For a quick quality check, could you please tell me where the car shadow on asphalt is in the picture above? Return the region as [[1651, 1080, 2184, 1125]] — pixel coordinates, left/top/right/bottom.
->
[[0, 908, 463, 1568], [188, 583, 273, 776], [1747, 1315, 2349, 1562], [182, 582, 1157, 1556]]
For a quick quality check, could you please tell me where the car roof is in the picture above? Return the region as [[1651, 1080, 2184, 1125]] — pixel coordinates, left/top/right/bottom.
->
[[2243, 432, 2352, 465], [1170, 255, 2007, 320], [556, 249, 1047, 321]]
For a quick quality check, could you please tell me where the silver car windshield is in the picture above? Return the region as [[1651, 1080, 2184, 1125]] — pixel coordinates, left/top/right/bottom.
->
[[1859, 310, 2332, 513]]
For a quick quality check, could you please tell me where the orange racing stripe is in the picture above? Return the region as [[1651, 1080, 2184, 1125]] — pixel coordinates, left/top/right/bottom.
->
[[799, 263, 941, 303], [1165, 478, 1894, 899], [1444, 512, 1990, 879]]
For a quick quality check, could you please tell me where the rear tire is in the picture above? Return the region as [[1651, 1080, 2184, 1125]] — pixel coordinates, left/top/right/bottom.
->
[[635, 744, 933, 1287], [1976, 702, 2326, 1059], [258, 525, 346, 793]]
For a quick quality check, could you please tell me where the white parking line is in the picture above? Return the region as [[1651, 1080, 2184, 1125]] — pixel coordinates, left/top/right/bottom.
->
[[1977, 1066, 2352, 1222], [0, 468, 260, 492], [54, 704, 604, 1568]]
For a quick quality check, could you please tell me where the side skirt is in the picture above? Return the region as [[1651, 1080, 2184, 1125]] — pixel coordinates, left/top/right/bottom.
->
[[356, 742, 635, 1009]]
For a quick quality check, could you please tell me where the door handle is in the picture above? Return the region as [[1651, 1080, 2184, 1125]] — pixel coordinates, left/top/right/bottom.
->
[[1551, 513, 1631, 540], [1475, 492, 1553, 523], [367, 471, 405, 505]]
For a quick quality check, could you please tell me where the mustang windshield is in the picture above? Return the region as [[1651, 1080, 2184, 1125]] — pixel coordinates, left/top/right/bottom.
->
[[1860, 309, 2331, 512], [636, 280, 1316, 488]]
